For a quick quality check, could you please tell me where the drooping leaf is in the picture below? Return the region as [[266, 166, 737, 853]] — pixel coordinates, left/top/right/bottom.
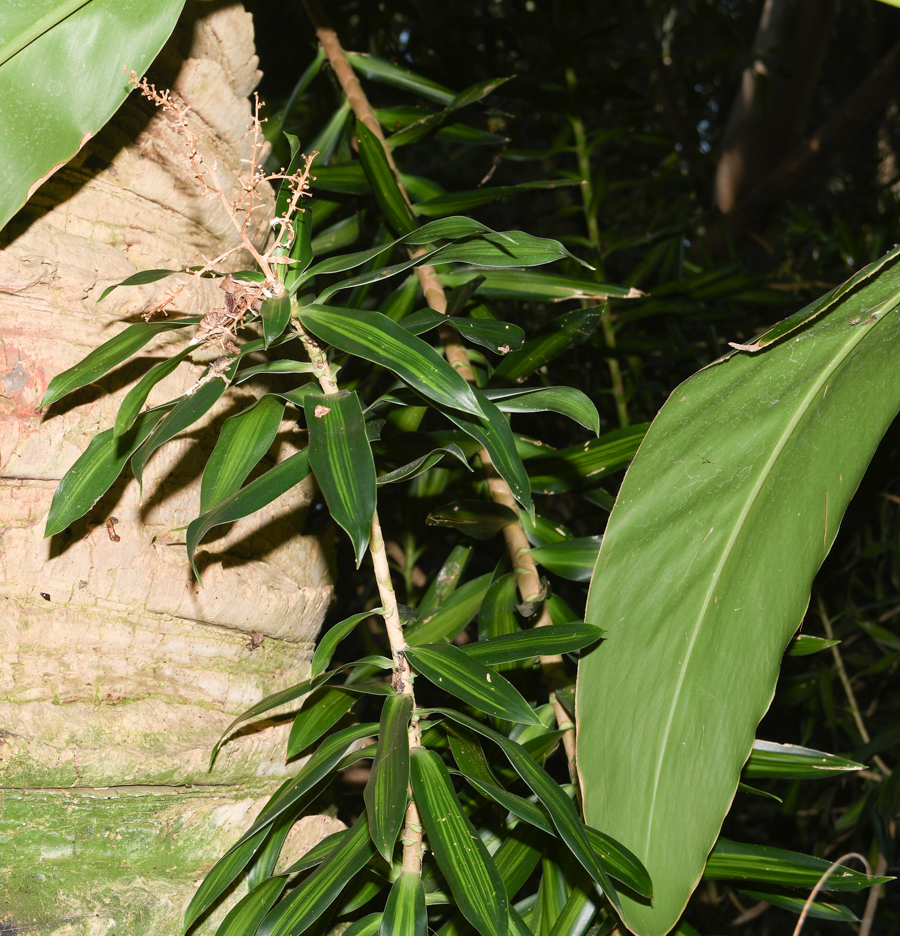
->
[[247, 804, 298, 892], [186, 449, 311, 582], [113, 345, 194, 438], [287, 687, 356, 759], [97, 268, 183, 302], [259, 818, 376, 936], [312, 609, 385, 678], [405, 644, 542, 725], [406, 572, 492, 645], [0, 0, 185, 230], [41, 319, 198, 409], [440, 271, 640, 303], [356, 118, 418, 236], [200, 395, 285, 514], [365, 693, 413, 861], [743, 740, 864, 779], [345, 52, 455, 105], [44, 405, 172, 537], [427, 499, 519, 539], [529, 537, 603, 582], [298, 305, 485, 418], [376, 443, 471, 485], [477, 573, 522, 670], [410, 748, 508, 936], [576, 250, 900, 936], [736, 888, 857, 923], [233, 360, 319, 383], [436, 231, 591, 271], [462, 623, 603, 666], [215, 877, 287, 936], [305, 390, 377, 566], [482, 387, 600, 435], [381, 871, 427, 936]]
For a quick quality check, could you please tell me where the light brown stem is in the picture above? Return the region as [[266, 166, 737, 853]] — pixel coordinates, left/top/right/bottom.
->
[[859, 848, 889, 936]]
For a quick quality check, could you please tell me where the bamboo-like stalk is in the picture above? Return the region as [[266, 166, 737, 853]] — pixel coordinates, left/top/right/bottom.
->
[[301, 0, 579, 781]]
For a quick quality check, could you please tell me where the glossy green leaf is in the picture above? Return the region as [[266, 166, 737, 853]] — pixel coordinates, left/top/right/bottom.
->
[[447, 725, 499, 785], [520, 513, 573, 548], [427, 499, 519, 539], [439, 398, 532, 514], [377, 443, 471, 485], [215, 876, 287, 936], [440, 271, 640, 303], [287, 687, 356, 759], [0, 0, 184, 230], [344, 914, 384, 936], [737, 888, 857, 923], [261, 293, 292, 348], [259, 818, 376, 936], [483, 387, 600, 435], [477, 573, 522, 670], [788, 634, 841, 655], [704, 839, 890, 890], [437, 231, 591, 271], [381, 871, 427, 936], [529, 537, 603, 582], [577, 250, 900, 936], [365, 693, 413, 862], [113, 345, 193, 438], [431, 709, 620, 912], [463, 623, 603, 666], [41, 320, 198, 409], [454, 318, 526, 355], [314, 247, 445, 304], [312, 609, 385, 678], [44, 406, 172, 537], [247, 804, 298, 892], [340, 869, 390, 915], [305, 390, 376, 566], [526, 426, 647, 494], [299, 305, 485, 418], [743, 740, 864, 779], [419, 545, 472, 616], [200, 396, 285, 514], [413, 180, 581, 219], [345, 52, 455, 105], [131, 371, 234, 492], [410, 748, 508, 936], [183, 825, 270, 932], [310, 213, 362, 255], [356, 119, 418, 236], [311, 162, 369, 194], [405, 644, 541, 725], [436, 124, 508, 147], [97, 269, 184, 302], [187, 450, 311, 581], [281, 830, 349, 875], [233, 360, 318, 383], [548, 876, 597, 936], [407, 572, 492, 645]]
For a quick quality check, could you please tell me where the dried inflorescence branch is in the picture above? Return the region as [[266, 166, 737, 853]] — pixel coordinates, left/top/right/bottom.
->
[[126, 71, 317, 344]]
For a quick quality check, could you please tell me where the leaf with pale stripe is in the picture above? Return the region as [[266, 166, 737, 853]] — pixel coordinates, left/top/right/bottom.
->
[[381, 871, 427, 936], [312, 609, 384, 678], [365, 693, 413, 861], [215, 877, 287, 936], [356, 118, 418, 236], [287, 687, 356, 759], [462, 623, 603, 666], [114, 345, 193, 438]]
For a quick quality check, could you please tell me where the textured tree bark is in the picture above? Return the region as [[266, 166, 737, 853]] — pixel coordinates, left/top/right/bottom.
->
[[0, 3, 337, 933]]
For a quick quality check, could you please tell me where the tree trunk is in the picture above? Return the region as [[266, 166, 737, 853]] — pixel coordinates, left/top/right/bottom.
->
[[0, 3, 337, 933]]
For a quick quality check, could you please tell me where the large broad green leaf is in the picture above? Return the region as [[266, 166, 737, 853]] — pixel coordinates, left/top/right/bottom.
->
[[305, 390, 377, 567], [365, 693, 413, 861], [0, 0, 185, 230], [577, 248, 900, 936]]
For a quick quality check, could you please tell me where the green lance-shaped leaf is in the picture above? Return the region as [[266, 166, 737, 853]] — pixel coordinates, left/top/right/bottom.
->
[[735, 889, 857, 924], [233, 360, 319, 382], [431, 708, 620, 913], [381, 871, 427, 936], [526, 426, 647, 495], [427, 499, 519, 539], [704, 838, 891, 891], [200, 395, 285, 514], [113, 345, 194, 438], [743, 740, 864, 779], [98, 268, 184, 302], [788, 634, 841, 655], [365, 693, 414, 862], [215, 877, 287, 936], [356, 119, 418, 236], [0, 0, 185, 230], [477, 573, 522, 670], [440, 271, 640, 304], [406, 572, 492, 645], [529, 537, 603, 583], [261, 293, 292, 348], [345, 52, 455, 105], [345, 914, 384, 936], [400, 309, 526, 355], [462, 623, 604, 667], [419, 544, 472, 616], [413, 180, 582, 219], [482, 387, 600, 435], [312, 609, 385, 678], [310, 212, 361, 256], [287, 687, 356, 759], [410, 748, 508, 936], [299, 305, 485, 418], [305, 390, 377, 567], [41, 319, 198, 409], [131, 370, 235, 493], [282, 830, 349, 875], [45, 405, 172, 537], [259, 818, 376, 936], [247, 804, 297, 891], [405, 644, 542, 726], [437, 231, 591, 271], [187, 449, 311, 583], [377, 443, 471, 486], [576, 247, 900, 936]]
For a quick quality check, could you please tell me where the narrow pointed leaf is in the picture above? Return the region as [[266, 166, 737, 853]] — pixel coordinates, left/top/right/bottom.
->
[[381, 871, 427, 936], [98, 269, 183, 302], [234, 360, 319, 382], [788, 634, 841, 655], [41, 320, 198, 408], [215, 877, 287, 936], [312, 609, 384, 678], [314, 246, 446, 304], [477, 573, 522, 669], [577, 250, 900, 936], [427, 499, 519, 539], [526, 427, 646, 494], [483, 387, 600, 435], [299, 305, 485, 418], [345, 52, 455, 105], [453, 318, 525, 354], [114, 345, 193, 438], [259, 818, 375, 936], [447, 725, 499, 785], [377, 443, 470, 485], [287, 687, 356, 759], [356, 119, 418, 236], [413, 180, 581, 219], [548, 878, 597, 936], [529, 537, 603, 582], [305, 390, 376, 566], [344, 914, 383, 936], [405, 644, 541, 725], [743, 740, 864, 779], [281, 830, 349, 874], [419, 545, 472, 616], [440, 271, 640, 303], [45, 406, 172, 537], [200, 396, 285, 514], [187, 449, 311, 581], [735, 889, 857, 923], [410, 748, 508, 936], [247, 804, 298, 891], [436, 232, 591, 271], [463, 624, 603, 666], [406, 572, 492, 645], [365, 693, 413, 861], [261, 293, 292, 347]]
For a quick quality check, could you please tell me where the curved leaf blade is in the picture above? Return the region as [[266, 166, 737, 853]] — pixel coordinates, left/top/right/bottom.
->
[[356, 118, 418, 236], [529, 537, 603, 582], [261, 293, 292, 348], [426, 499, 519, 539], [743, 740, 864, 779], [312, 609, 384, 678], [410, 748, 508, 936], [483, 387, 600, 435], [365, 693, 413, 861], [462, 623, 603, 666], [381, 871, 427, 936], [345, 52, 455, 105], [216, 876, 287, 936], [577, 251, 900, 935], [405, 572, 492, 645], [286, 687, 356, 759], [114, 345, 193, 438]]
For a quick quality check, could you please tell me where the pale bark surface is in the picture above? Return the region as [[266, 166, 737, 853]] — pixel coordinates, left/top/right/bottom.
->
[[0, 3, 336, 932]]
